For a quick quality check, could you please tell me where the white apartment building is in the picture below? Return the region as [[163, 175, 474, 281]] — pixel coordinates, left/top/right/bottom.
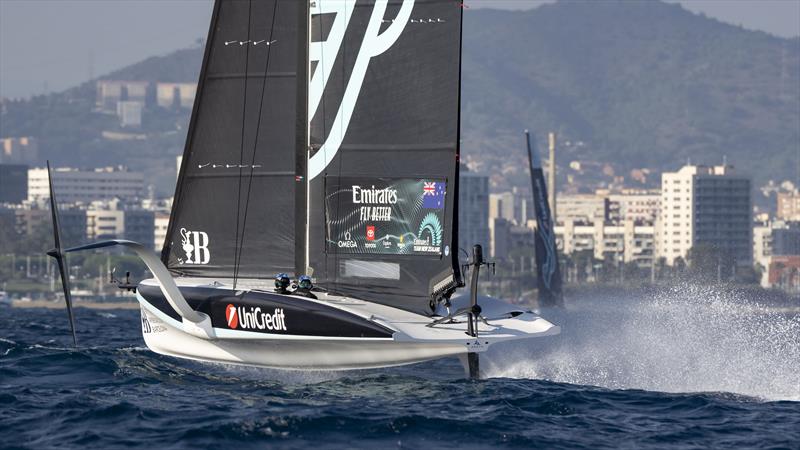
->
[[154, 213, 171, 252], [556, 194, 609, 223], [28, 166, 146, 203], [156, 82, 197, 109], [659, 164, 751, 266], [555, 219, 655, 267], [608, 189, 661, 223]]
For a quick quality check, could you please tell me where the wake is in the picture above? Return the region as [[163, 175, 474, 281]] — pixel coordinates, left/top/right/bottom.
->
[[483, 284, 800, 401]]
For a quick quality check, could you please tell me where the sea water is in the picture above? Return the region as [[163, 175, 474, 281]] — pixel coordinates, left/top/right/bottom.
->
[[1, 286, 798, 449]]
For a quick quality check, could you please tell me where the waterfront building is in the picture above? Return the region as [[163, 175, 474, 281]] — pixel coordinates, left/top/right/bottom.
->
[[777, 191, 800, 221], [608, 189, 661, 224], [86, 200, 154, 245], [659, 164, 751, 266], [28, 166, 146, 203], [555, 219, 655, 268], [154, 213, 171, 252], [458, 166, 489, 256], [0, 164, 28, 204], [556, 194, 609, 223]]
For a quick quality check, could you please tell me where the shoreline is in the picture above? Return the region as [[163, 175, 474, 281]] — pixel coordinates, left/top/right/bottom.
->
[[10, 300, 140, 310]]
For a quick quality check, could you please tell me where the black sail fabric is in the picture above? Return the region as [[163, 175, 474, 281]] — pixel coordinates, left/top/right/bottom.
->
[[163, 0, 306, 279], [307, 0, 463, 314]]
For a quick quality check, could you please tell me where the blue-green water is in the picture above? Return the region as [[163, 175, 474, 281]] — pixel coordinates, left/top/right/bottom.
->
[[1, 287, 798, 449]]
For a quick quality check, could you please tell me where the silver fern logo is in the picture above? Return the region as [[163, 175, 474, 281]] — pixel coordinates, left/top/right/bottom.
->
[[414, 213, 442, 253]]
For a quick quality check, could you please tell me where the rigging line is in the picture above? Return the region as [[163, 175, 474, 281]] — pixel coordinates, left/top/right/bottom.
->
[[233, 0, 254, 290], [235, 0, 280, 283], [315, 2, 332, 283], [332, 0, 347, 286]]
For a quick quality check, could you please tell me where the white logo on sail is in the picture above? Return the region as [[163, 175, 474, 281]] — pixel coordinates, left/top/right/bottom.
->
[[308, 0, 415, 180], [180, 228, 210, 264]]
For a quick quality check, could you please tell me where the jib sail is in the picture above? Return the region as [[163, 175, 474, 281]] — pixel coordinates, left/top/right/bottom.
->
[[306, 0, 464, 314], [163, 0, 307, 279]]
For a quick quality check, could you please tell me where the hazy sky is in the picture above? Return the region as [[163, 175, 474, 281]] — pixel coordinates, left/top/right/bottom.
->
[[1, 0, 798, 99]]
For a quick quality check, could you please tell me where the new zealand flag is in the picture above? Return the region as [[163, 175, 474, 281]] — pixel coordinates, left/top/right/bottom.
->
[[422, 181, 445, 209]]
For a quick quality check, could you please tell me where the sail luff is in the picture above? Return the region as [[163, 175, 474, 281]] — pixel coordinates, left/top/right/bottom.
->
[[161, 0, 223, 265]]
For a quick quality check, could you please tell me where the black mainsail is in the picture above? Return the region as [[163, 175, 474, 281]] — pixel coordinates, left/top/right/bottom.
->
[[163, 0, 306, 279], [163, 0, 463, 315], [307, 0, 463, 314], [525, 131, 563, 307]]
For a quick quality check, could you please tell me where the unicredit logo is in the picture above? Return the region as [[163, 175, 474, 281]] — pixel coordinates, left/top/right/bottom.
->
[[225, 304, 287, 332], [226, 304, 239, 328]]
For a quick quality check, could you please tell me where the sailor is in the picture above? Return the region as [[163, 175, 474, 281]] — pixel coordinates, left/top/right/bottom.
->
[[293, 275, 317, 299], [274, 273, 291, 294]]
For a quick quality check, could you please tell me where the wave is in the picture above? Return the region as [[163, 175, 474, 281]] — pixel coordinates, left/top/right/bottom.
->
[[483, 284, 800, 401]]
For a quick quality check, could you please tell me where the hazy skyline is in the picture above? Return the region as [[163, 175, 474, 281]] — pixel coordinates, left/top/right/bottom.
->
[[1, 0, 798, 99]]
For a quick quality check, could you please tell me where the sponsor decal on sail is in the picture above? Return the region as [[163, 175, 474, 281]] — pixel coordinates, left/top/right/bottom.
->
[[225, 304, 287, 332], [308, 0, 416, 180], [179, 228, 210, 265]]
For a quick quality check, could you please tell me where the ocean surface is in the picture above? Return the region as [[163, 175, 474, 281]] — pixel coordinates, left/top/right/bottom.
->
[[1, 285, 799, 449]]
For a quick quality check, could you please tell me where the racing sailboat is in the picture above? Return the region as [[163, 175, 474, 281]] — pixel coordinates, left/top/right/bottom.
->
[[47, 0, 559, 377]]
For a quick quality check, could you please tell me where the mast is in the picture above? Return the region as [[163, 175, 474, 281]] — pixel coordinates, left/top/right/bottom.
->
[[295, 0, 310, 278]]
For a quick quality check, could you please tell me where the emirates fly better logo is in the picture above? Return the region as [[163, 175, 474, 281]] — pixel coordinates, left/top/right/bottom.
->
[[225, 304, 287, 332]]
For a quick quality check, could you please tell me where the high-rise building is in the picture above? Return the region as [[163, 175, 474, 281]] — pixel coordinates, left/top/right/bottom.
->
[[659, 164, 751, 266], [28, 166, 146, 203], [0, 164, 28, 203], [458, 166, 489, 256]]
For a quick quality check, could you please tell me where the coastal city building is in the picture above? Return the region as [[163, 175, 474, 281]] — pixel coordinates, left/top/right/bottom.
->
[[154, 213, 171, 251], [608, 189, 661, 224], [28, 166, 146, 203], [96, 80, 149, 111], [555, 219, 655, 267], [156, 82, 197, 109], [458, 166, 490, 256], [556, 194, 610, 223], [659, 164, 752, 266], [117, 101, 143, 128], [0, 137, 38, 165], [0, 164, 28, 203], [85, 200, 154, 245], [777, 191, 800, 221], [754, 220, 800, 287]]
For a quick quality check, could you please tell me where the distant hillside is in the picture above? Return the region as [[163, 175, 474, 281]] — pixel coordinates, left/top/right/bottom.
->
[[461, 0, 799, 187], [2, 1, 798, 196]]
